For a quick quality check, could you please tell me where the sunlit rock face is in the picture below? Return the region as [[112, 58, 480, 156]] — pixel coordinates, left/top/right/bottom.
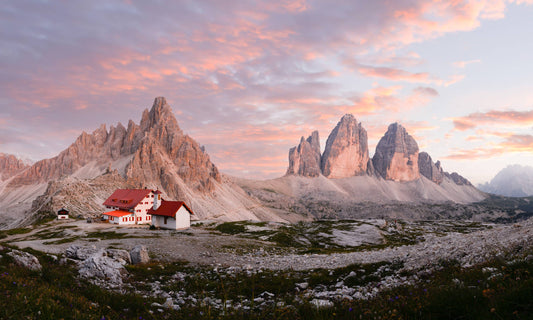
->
[[372, 123, 420, 182], [321, 114, 369, 179], [8, 97, 220, 193], [286, 131, 321, 177], [0, 153, 29, 181]]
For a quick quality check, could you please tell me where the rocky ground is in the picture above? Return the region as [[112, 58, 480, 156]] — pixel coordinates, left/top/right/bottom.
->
[[3, 217, 533, 310], [5, 218, 531, 272]]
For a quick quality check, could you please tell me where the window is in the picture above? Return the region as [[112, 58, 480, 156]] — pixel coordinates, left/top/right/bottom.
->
[[164, 217, 167, 224]]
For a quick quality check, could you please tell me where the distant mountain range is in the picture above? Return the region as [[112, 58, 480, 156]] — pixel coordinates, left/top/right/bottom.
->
[[0, 97, 486, 229], [479, 165, 533, 197]]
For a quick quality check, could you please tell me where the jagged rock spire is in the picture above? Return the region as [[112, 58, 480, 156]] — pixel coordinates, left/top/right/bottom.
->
[[321, 114, 369, 178], [372, 123, 420, 182], [286, 131, 321, 177]]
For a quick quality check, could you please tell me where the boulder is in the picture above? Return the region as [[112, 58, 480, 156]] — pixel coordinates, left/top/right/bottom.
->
[[106, 249, 132, 265], [130, 245, 150, 264], [65, 245, 99, 260], [78, 250, 127, 288], [7, 250, 42, 271]]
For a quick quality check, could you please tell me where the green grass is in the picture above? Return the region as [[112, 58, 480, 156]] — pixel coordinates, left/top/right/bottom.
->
[[0, 247, 178, 319], [84, 231, 132, 239], [214, 222, 246, 235]]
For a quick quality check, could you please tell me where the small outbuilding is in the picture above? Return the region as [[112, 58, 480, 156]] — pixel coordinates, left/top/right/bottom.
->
[[148, 200, 193, 230], [57, 208, 69, 220]]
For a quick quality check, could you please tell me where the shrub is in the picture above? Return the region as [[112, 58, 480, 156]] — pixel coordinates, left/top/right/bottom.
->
[[215, 222, 246, 234]]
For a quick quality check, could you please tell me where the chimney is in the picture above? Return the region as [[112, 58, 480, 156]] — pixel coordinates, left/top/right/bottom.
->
[[153, 189, 162, 210]]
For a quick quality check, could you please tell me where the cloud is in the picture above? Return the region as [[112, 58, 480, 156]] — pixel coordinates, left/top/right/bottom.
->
[[453, 59, 482, 68], [502, 134, 533, 152], [444, 134, 533, 160], [357, 65, 431, 83], [1, 0, 532, 178], [451, 109, 533, 131]]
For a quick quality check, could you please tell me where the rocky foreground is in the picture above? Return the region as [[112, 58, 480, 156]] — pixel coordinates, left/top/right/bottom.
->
[[2, 217, 532, 313]]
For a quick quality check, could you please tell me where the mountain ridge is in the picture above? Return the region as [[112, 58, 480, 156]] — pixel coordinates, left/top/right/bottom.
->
[[479, 164, 533, 197], [285, 115, 472, 187], [0, 97, 486, 229], [0, 97, 286, 228]]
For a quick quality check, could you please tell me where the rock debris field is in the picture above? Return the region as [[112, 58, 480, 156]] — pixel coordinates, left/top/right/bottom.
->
[[4, 217, 533, 310], [7, 218, 533, 273]]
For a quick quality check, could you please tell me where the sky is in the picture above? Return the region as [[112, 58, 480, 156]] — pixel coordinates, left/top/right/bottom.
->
[[1, 0, 533, 185]]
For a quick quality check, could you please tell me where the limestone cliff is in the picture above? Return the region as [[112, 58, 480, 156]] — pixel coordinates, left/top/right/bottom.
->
[[321, 114, 369, 178], [0, 153, 29, 181], [418, 152, 444, 184], [286, 131, 321, 177], [9, 97, 220, 193], [372, 123, 420, 182]]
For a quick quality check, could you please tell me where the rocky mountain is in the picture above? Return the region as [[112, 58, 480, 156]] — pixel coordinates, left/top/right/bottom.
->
[[0, 153, 30, 181], [0, 97, 286, 229], [372, 123, 420, 182], [321, 114, 370, 178], [286, 131, 321, 177], [479, 164, 533, 197], [418, 152, 444, 184], [1, 101, 484, 229], [285, 116, 472, 189], [9, 97, 220, 193]]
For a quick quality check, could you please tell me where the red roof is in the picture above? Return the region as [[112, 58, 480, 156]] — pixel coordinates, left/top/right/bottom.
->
[[103, 189, 152, 210], [147, 201, 194, 218], [103, 210, 133, 217]]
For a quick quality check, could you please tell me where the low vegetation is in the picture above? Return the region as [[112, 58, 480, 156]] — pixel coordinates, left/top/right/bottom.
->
[[0, 242, 532, 319], [212, 219, 491, 255]]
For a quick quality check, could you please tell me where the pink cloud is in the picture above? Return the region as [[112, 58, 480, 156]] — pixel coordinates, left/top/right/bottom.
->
[[453, 59, 482, 68], [2, 0, 532, 179], [357, 65, 431, 83], [451, 109, 533, 131], [444, 133, 533, 160]]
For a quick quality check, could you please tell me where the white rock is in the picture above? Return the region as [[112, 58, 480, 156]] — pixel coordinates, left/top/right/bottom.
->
[[7, 250, 42, 271], [296, 282, 309, 290], [311, 299, 334, 308]]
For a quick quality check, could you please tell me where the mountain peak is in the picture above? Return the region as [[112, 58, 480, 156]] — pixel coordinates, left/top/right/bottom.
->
[[340, 114, 356, 122], [0, 153, 30, 181], [321, 114, 369, 178], [286, 131, 321, 177], [140, 97, 180, 133], [373, 122, 420, 181]]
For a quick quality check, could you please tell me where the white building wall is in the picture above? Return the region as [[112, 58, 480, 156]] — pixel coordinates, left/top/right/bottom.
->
[[133, 192, 155, 224], [107, 215, 135, 225], [175, 206, 191, 229], [151, 206, 191, 230]]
